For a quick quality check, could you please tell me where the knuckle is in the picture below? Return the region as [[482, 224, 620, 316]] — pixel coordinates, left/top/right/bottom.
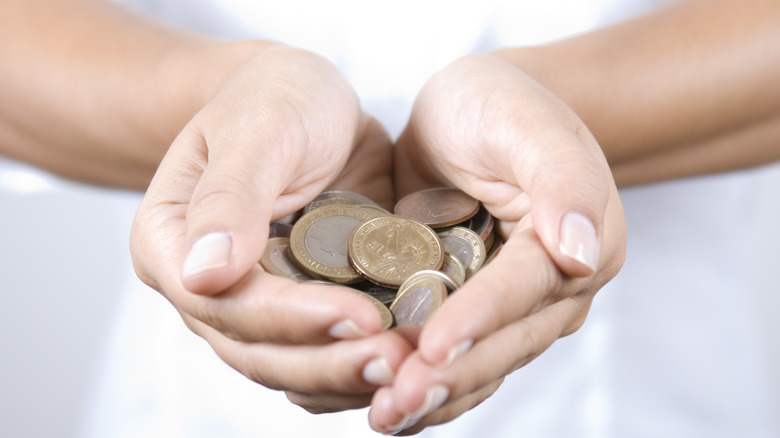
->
[[190, 173, 254, 211], [188, 297, 231, 337]]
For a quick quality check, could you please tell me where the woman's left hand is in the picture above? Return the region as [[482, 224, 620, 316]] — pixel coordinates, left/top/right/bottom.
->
[[369, 53, 627, 434]]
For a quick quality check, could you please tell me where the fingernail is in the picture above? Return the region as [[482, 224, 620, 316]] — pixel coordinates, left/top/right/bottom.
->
[[328, 319, 369, 339], [363, 357, 395, 386], [438, 339, 473, 368], [559, 212, 599, 272], [384, 385, 449, 434], [182, 232, 232, 278], [409, 385, 450, 420], [385, 414, 413, 435]]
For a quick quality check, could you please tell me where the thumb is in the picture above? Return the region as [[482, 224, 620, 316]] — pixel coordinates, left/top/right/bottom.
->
[[179, 131, 288, 296], [520, 127, 613, 277]]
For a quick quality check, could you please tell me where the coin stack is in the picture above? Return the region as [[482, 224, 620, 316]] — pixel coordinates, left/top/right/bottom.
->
[[259, 188, 502, 329]]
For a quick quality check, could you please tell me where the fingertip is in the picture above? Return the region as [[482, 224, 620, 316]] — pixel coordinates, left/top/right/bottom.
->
[[181, 227, 268, 295], [362, 357, 395, 386], [182, 232, 232, 278], [181, 231, 235, 295], [369, 387, 407, 435], [437, 339, 474, 368], [557, 211, 600, 276], [328, 319, 371, 339], [415, 289, 482, 366]]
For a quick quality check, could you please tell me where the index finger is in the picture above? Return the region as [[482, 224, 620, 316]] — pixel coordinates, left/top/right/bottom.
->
[[415, 225, 591, 366]]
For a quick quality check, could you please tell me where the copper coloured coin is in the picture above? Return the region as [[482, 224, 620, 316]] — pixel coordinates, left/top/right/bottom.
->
[[469, 205, 495, 242], [394, 188, 480, 229]]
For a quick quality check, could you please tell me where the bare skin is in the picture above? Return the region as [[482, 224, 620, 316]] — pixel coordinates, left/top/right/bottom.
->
[[369, 0, 780, 433], [1, 0, 778, 436]]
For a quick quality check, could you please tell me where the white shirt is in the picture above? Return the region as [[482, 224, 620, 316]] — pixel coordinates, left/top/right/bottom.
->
[[2, 1, 777, 437]]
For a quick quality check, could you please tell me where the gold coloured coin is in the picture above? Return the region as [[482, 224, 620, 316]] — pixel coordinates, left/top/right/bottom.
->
[[290, 205, 383, 284], [437, 226, 486, 280], [303, 190, 379, 214], [349, 215, 444, 288], [259, 237, 312, 282], [355, 204, 392, 216], [390, 270, 448, 326], [394, 188, 480, 229]]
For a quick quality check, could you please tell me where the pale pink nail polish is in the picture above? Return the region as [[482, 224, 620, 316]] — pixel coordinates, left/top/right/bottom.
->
[[182, 232, 231, 279], [363, 357, 395, 386], [328, 319, 369, 339], [409, 385, 449, 420], [385, 415, 413, 435], [438, 339, 473, 368], [559, 212, 599, 272]]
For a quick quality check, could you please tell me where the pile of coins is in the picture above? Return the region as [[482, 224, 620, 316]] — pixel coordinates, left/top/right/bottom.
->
[[260, 188, 502, 329]]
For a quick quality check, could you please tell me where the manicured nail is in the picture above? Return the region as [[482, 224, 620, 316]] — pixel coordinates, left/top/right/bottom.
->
[[328, 319, 369, 339], [363, 357, 395, 386], [409, 385, 450, 420], [385, 414, 413, 435], [182, 232, 231, 279], [438, 339, 473, 368], [559, 212, 599, 272]]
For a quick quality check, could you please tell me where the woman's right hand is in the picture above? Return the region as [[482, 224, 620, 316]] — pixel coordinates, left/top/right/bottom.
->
[[130, 44, 412, 413]]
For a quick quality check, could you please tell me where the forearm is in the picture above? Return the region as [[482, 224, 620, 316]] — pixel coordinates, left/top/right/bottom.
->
[[0, 0, 274, 189], [494, 0, 780, 184], [611, 114, 780, 186]]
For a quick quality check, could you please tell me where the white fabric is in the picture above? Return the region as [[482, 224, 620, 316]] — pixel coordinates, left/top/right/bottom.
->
[[2, 1, 777, 437]]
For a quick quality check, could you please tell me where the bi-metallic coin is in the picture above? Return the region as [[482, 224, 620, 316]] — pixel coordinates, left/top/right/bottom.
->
[[290, 205, 383, 284], [390, 270, 448, 326], [437, 226, 486, 280], [259, 237, 312, 282]]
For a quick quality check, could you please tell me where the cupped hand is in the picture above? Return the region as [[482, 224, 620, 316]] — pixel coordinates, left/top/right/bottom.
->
[[130, 44, 411, 413], [369, 53, 627, 434]]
